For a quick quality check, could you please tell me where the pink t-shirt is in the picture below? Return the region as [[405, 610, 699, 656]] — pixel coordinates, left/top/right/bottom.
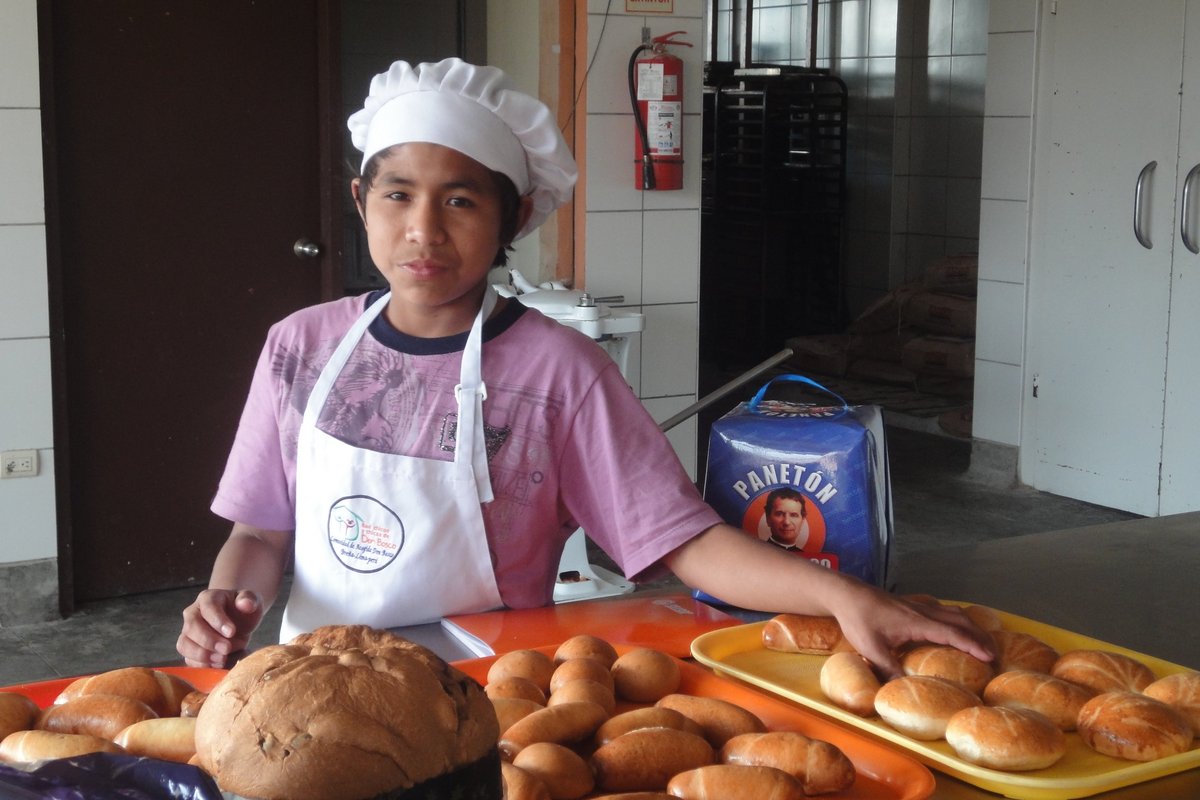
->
[[212, 292, 722, 608]]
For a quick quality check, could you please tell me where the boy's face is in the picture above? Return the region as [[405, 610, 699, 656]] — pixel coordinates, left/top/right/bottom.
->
[[353, 142, 530, 336]]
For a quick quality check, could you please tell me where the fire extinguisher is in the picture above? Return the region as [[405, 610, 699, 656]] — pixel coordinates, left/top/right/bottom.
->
[[629, 31, 692, 191]]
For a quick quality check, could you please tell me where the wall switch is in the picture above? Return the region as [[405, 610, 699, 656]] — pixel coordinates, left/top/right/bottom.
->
[[1, 449, 39, 479]]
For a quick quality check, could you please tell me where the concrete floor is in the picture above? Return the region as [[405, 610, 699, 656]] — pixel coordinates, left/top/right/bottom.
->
[[0, 425, 1138, 687]]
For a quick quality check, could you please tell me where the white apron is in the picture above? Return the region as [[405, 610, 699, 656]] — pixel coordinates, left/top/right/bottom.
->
[[280, 290, 504, 641]]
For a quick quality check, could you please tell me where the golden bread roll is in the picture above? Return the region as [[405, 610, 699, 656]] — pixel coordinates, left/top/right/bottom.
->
[[0, 692, 39, 741], [667, 764, 806, 800], [944, 705, 1066, 770], [900, 644, 994, 695], [983, 669, 1096, 731], [113, 716, 198, 763], [500, 761, 553, 800], [992, 630, 1060, 674], [550, 657, 614, 694], [498, 701, 609, 760], [553, 634, 618, 668], [719, 731, 856, 795], [761, 614, 846, 655], [512, 741, 594, 799], [492, 696, 545, 733], [874, 675, 981, 740], [488, 649, 555, 695], [611, 648, 681, 703], [818, 651, 881, 717], [1051, 649, 1156, 693], [55, 666, 195, 717], [1077, 691, 1193, 761], [1142, 671, 1200, 736], [589, 727, 715, 793], [486, 675, 547, 705], [37, 693, 158, 741], [546, 678, 615, 714], [0, 729, 125, 762], [594, 706, 704, 747], [963, 605, 1004, 632], [654, 693, 767, 748], [179, 689, 208, 718]]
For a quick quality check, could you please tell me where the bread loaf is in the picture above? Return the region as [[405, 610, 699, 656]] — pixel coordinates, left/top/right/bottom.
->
[[1076, 691, 1193, 761], [944, 705, 1066, 770], [900, 644, 994, 695], [0, 729, 125, 762], [761, 614, 846, 655], [55, 666, 195, 717], [818, 651, 881, 717], [37, 693, 158, 741], [113, 716, 197, 763], [1142, 671, 1200, 736], [0, 692, 39, 741], [874, 675, 981, 740], [719, 731, 856, 795], [992, 631, 1060, 674], [1051, 649, 1156, 693], [982, 669, 1095, 731]]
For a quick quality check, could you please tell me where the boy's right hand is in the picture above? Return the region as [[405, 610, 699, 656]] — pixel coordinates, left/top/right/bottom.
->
[[177, 589, 264, 668]]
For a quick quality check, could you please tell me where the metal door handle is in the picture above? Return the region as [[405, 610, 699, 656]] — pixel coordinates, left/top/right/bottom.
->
[[1182, 164, 1200, 254], [1134, 161, 1156, 249], [293, 238, 322, 258]]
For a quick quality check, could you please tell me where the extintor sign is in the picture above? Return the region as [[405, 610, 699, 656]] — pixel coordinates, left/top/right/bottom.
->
[[626, 0, 674, 12]]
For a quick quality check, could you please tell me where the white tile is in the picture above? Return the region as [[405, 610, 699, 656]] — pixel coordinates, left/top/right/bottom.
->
[[0, 225, 49, 339], [640, 302, 698, 398], [949, 54, 987, 116], [642, 209, 700, 303], [978, 198, 1028, 283], [971, 359, 1023, 446], [0, 0, 39, 108], [869, 0, 900, 57], [642, 395, 699, 479], [641, 114, 703, 210], [0, 110, 45, 224], [911, 56, 952, 116], [947, 115, 984, 178], [907, 176, 948, 235], [583, 211, 643, 303], [984, 32, 1035, 117], [945, 177, 981, 239], [836, 0, 869, 59], [975, 278, 1025, 365], [910, 116, 948, 177], [951, 0, 989, 55], [0, 448, 58, 562], [980, 116, 1032, 201], [866, 57, 898, 117], [988, 0, 1037, 33], [892, 117, 911, 175], [585, 15, 648, 114], [0, 338, 54, 447], [585, 114, 643, 211], [924, 0, 955, 56], [588, 0, 706, 17]]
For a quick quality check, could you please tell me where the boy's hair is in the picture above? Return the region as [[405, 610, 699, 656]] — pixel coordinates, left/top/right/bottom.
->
[[357, 146, 523, 267]]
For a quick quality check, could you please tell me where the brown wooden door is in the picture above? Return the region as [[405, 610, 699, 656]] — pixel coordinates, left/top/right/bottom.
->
[[45, 1, 335, 602]]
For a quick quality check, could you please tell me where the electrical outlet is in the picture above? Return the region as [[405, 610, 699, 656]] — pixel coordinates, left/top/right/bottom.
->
[[1, 449, 39, 479]]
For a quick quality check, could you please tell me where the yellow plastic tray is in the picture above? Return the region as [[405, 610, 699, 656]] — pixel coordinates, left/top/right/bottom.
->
[[690, 605, 1200, 800]]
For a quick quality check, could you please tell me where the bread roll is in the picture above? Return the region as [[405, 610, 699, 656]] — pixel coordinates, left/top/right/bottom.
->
[[982, 669, 1095, 731], [500, 761, 553, 800], [992, 631, 1060, 674], [179, 689, 208, 718], [819, 651, 881, 717], [488, 649, 555, 695], [944, 705, 1066, 770], [512, 741, 594, 800], [1142, 671, 1200, 736], [900, 644, 993, 695], [55, 666, 195, 717], [546, 679, 615, 714], [719, 731, 856, 795], [37, 693, 158, 741], [963, 605, 1004, 633], [549, 657, 614, 694], [553, 635, 618, 668], [486, 675, 547, 705], [654, 694, 767, 749], [874, 675, 981, 740], [1051, 649, 1156, 693], [492, 697, 545, 734], [761, 614, 846, 655], [113, 716, 197, 763], [1077, 691, 1193, 761], [0, 692, 39, 741], [0, 729, 125, 762], [594, 707, 705, 747], [611, 648, 681, 703]]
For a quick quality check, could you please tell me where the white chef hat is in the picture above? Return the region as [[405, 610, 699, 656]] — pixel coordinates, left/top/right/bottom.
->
[[347, 58, 578, 240]]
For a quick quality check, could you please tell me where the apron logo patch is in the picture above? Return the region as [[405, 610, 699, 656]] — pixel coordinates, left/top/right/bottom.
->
[[327, 495, 404, 573]]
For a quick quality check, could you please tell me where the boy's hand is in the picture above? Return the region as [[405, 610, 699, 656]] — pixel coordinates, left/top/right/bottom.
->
[[177, 589, 264, 668]]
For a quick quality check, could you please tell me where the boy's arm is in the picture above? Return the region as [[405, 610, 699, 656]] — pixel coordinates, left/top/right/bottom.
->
[[662, 522, 993, 678]]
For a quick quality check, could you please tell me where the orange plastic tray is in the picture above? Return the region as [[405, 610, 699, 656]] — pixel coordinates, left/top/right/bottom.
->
[[1, 666, 228, 709], [454, 644, 936, 800], [689, 607, 1200, 800]]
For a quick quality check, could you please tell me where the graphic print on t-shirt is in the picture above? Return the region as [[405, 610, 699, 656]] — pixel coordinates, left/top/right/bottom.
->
[[327, 494, 405, 573]]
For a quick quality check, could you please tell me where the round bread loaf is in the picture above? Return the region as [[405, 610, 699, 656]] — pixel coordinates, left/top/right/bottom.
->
[[195, 625, 500, 800], [900, 644, 994, 695], [983, 669, 1095, 731], [1076, 691, 1193, 761], [1142, 671, 1200, 736], [1051, 649, 1156, 693], [992, 631, 1060, 674], [874, 675, 981, 740], [945, 705, 1066, 771]]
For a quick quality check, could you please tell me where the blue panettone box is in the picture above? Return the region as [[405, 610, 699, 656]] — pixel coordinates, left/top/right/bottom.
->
[[698, 376, 894, 604]]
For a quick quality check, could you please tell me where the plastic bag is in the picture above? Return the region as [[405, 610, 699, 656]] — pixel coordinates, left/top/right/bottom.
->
[[0, 753, 224, 800]]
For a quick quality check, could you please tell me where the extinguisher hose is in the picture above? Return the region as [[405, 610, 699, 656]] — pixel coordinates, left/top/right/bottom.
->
[[628, 45, 656, 190]]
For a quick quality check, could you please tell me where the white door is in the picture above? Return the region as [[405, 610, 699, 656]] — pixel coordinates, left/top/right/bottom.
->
[[1160, 2, 1200, 515], [1023, 1, 1185, 515]]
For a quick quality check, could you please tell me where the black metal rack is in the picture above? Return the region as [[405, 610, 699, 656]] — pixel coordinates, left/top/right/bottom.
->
[[700, 67, 849, 370]]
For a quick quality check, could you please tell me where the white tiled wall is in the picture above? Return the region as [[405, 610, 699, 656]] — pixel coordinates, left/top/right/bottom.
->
[[583, 0, 706, 478], [0, 0, 57, 566], [972, 0, 1038, 447]]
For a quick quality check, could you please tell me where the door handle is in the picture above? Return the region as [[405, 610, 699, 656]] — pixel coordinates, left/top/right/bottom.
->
[[1181, 164, 1200, 254], [293, 238, 323, 259], [1134, 161, 1156, 249]]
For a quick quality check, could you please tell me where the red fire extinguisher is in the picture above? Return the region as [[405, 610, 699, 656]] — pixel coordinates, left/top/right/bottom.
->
[[629, 31, 691, 191]]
